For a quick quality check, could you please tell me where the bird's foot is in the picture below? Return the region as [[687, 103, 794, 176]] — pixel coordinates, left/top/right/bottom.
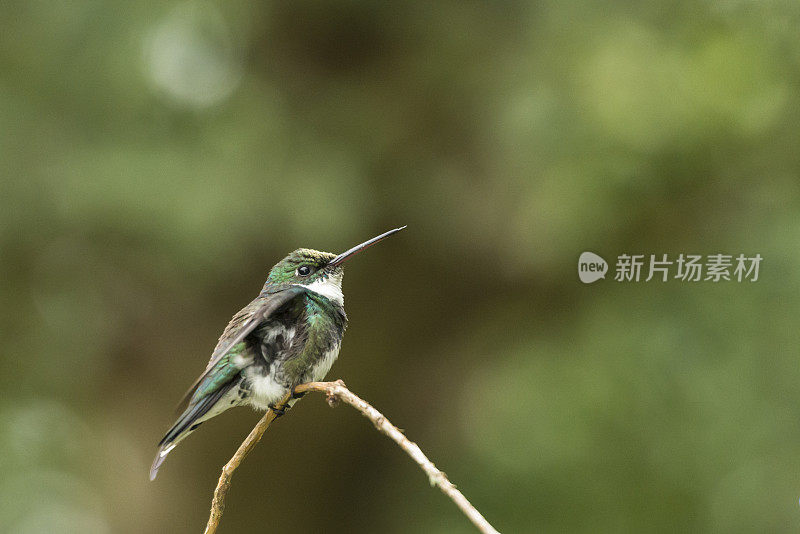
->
[[268, 403, 287, 418], [269, 386, 305, 417]]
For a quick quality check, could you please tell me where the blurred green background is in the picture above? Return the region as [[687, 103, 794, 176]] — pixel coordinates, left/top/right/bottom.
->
[[3, 1, 800, 532]]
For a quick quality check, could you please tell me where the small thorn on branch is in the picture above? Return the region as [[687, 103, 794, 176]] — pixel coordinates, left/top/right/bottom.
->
[[325, 393, 340, 407]]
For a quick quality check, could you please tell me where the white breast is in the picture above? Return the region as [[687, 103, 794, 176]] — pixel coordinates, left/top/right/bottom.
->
[[244, 364, 288, 410], [309, 344, 341, 382]]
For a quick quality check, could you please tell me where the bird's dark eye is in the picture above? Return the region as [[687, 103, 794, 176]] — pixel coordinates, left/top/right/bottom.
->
[[296, 265, 313, 277]]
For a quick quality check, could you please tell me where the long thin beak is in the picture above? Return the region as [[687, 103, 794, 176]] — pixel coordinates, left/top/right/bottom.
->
[[328, 226, 407, 267]]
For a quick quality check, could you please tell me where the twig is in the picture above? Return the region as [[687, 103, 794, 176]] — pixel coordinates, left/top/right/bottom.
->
[[203, 379, 500, 534], [202, 402, 283, 534]]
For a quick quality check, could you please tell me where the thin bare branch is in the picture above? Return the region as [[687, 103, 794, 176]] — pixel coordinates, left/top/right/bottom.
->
[[202, 401, 286, 534], [203, 380, 500, 534]]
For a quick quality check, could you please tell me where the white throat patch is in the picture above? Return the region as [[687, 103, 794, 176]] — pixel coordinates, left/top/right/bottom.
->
[[298, 277, 344, 306]]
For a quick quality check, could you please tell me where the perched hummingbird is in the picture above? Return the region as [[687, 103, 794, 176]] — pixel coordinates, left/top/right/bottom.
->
[[150, 226, 405, 480]]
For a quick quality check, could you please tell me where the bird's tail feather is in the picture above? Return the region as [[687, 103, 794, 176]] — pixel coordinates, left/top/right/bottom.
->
[[150, 383, 236, 481]]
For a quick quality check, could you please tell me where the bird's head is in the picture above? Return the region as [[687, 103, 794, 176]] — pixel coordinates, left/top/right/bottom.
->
[[263, 226, 406, 304]]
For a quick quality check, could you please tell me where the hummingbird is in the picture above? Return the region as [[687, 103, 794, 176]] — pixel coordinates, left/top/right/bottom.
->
[[150, 226, 406, 480]]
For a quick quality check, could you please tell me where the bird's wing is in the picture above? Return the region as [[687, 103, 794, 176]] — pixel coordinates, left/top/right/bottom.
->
[[176, 285, 306, 410]]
